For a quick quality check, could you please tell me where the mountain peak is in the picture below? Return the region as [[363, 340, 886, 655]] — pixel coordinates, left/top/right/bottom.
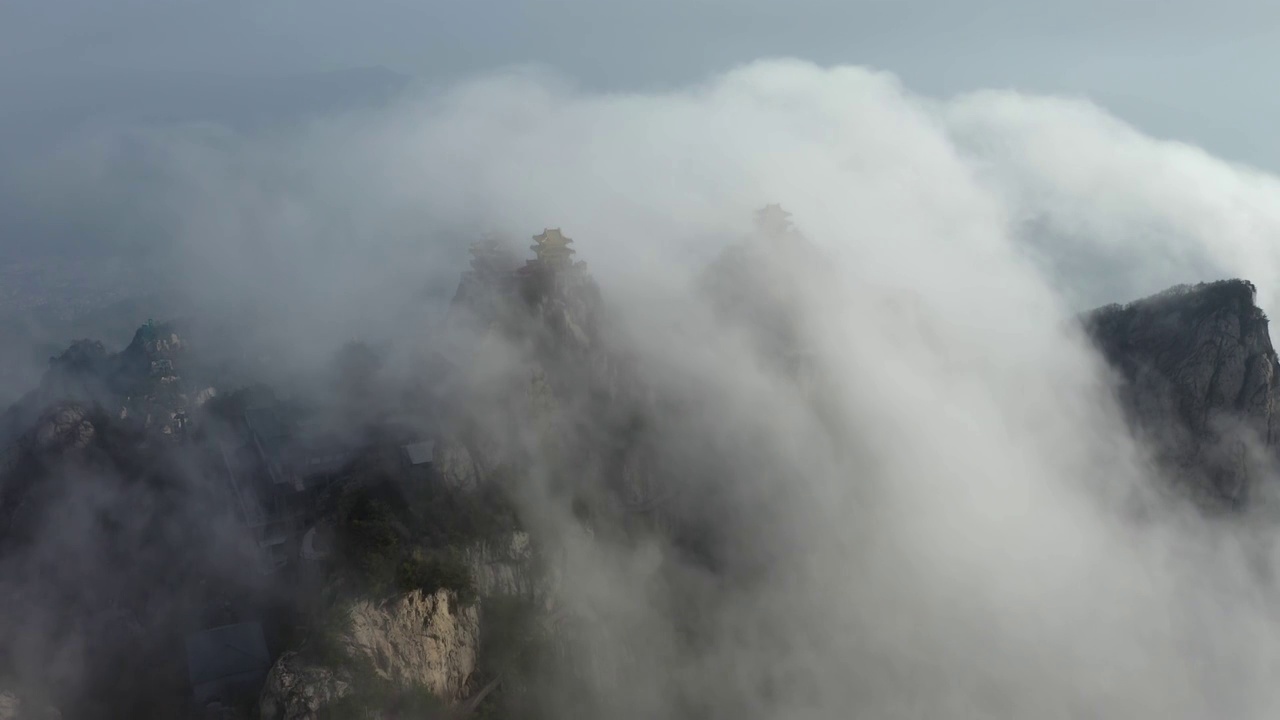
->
[[1086, 279, 1278, 510]]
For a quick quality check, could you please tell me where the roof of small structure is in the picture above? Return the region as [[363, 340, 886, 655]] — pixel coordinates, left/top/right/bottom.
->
[[531, 228, 575, 252], [301, 525, 334, 560], [470, 233, 519, 271], [755, 204, 793, 230], [402, 440, 435, 466], [244, 406, 289, 442], [185, 622, 271, 691]]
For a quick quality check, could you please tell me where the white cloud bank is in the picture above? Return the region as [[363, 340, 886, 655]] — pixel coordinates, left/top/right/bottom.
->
[[335, 59, 1280, 718], [17, 58, 1280, 717], [91, 58, 1279, 333]]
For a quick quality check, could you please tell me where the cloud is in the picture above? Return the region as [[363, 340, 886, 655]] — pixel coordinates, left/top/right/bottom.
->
[[11, 58, 1280, 716], [945, 90, 1280, 312]]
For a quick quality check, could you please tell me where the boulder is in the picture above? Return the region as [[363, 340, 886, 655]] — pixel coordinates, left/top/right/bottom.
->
[[257, 654, 351, 720]]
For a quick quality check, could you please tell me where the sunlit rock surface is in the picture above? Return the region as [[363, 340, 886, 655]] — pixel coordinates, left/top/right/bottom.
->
[[259, 589, 478, 719]]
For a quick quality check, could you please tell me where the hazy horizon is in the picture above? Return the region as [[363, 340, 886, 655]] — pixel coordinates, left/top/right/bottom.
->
[[5, 1, 1280, 172]]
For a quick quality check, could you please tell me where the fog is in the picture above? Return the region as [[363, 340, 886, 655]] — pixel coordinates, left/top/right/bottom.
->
[[10, 58, 1280, 716], [29, 60, 1279, 358]]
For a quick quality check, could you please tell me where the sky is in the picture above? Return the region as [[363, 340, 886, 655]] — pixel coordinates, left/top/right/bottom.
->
[[4, 1, 1280, 169]]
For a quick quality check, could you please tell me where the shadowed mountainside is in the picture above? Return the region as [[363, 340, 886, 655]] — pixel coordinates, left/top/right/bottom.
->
[[1085, 279, 1280, 510]]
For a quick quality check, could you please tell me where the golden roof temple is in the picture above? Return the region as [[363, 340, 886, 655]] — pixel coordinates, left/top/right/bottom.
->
[[754, 204, 794, 236], [529, 228, 577, 271]]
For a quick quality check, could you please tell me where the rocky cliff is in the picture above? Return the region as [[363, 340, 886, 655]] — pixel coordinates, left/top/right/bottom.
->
[[344, 590, 479, 699], [1085, 279, 1280, 509], [423, 231, 667, 717], [0, 320, 214, 449], [0, 321, 263, 718], [0, 239, 626, 716], [461, 532, 538, 599], [13, 214, 1280, 716], [259, 589, 479, 720]]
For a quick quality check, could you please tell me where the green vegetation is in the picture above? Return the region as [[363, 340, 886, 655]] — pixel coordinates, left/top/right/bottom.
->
[[1089, 278, 1266, 330], [397, 549, 477, 605], [334, 485, 488, 603], [334, 490, 404, 596], [405, 469, 520, 548], [301, 603, 357, 669], [478, 596, 551, 679], [467, 594, 567, 720]]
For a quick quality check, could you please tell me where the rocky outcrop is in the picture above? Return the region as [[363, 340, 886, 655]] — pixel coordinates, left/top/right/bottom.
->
[[443, 230, 654, 499], [344, 589, 479, 700], [1085, 279, 1280, 508], [463, 532, 538, 598], [29, 405, 96, 455], [0, 403, 98, 537], [257, 655, 352, 720], [3, 319, 210, 448], [112, 320, 204, 438], [259, 589, 478, 719], [433, 437, 480, 493], [1, 403, 96, 473]]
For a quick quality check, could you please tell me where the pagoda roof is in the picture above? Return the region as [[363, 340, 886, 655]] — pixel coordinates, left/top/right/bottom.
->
[[532, 228, 575, 251], [755, 203, 793, 224], [468, 233, 520, 272], [754, 204, 797, 239]]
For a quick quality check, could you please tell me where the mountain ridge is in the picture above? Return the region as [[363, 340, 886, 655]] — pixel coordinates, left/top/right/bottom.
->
[[1084, 278, 1280, 509], [2, 228, 1279, 716]]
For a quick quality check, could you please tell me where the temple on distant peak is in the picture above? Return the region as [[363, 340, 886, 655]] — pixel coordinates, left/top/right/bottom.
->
[[754, 204, 794, 237], [528, 228, 577, 271], [468, 233, 518, 276]]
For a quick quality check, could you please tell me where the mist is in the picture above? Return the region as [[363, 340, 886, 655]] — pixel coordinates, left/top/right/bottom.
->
[[9, 58, 1280, 717]]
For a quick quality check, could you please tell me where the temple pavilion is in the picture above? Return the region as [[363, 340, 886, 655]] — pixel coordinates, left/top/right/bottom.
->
[[754, 204, 794, 237], [468, 233, 518, 277], [528, 228, 577, 271]]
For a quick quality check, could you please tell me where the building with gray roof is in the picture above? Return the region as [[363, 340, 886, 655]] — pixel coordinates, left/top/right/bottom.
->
[[185, 622, 271, 707]]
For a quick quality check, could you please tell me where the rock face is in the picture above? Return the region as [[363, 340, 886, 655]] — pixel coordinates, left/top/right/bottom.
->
[[433, 437, 480, 493], [257, 655, 352, 720], [2, 319, 210, 448], [0, 403, 100, 539], [29, 405, 96, 455], [1085, 279, 1280, 508], [0, 403, 96, 476], [463, 532, 538, 598], [259, 589, 479, 720], [444, 231, 658, 510], [344, 589, 480, 700], [113, 320, 204, 438]]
